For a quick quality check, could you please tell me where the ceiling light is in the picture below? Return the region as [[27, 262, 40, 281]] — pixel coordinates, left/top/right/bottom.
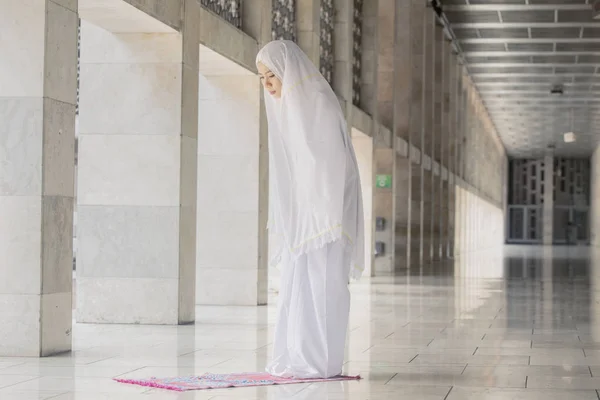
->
[[564, 132, 576, 143]]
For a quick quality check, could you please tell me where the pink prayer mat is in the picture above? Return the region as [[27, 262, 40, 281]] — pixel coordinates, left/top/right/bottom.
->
[[114, 372, 361, 392]]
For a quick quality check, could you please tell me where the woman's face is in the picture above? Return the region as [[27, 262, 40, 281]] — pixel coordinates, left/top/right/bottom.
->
[[257, 62, 282, 99]]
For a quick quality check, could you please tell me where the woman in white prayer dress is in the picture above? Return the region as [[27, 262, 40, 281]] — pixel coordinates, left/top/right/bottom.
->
[[256, 40, 365, 379]]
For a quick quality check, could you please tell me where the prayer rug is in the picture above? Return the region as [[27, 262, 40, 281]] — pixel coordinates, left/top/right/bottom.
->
[[114, 372, 361, 392]]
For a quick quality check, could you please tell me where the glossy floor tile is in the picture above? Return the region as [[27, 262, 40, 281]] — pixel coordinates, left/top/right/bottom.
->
[[2, 246, 600, 399]]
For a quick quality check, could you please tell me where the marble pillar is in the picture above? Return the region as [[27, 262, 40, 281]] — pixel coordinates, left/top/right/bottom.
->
[[421, 11, 435, 265], [409, 0, 427, 267], [372, 0, 395, 274], [591, 146, 600, 246], [432, 22, 444, 262], [392, 0, 413, 270], [244, 0, 273, 303], [0, 0, 78, 356], [360, 0, 377, 116], [352, 131, 374, 277], [297, 0, 320, 65], [543, 152, 554, 246], [195, 73, 261, 306], [374, 146, 395, 274], [76, 3, 198, 324], [445, 41, 457, 259], [333, 0, 353, 103]]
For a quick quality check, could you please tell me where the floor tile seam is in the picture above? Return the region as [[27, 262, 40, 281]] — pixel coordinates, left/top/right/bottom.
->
[[84, 356, 118, 366], [112, 366, 147, 379], [443, 386, 454, 400], [0, 362, 27, 372], [383, 372, 398, 385], [45, 392, 71, 400], [0, 376, 43, 391]]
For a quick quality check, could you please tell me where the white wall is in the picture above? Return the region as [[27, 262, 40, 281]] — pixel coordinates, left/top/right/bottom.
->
[[77, 20, 198, 324], [454, 185, 504, 257], [352, 129, 374, 278], [196, 73, 261, 305]]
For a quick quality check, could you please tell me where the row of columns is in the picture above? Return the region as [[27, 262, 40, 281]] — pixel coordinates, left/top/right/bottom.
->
[[0, 0, 508, 357], [0, 0, 368, 356], [370, 0, 507, 274]]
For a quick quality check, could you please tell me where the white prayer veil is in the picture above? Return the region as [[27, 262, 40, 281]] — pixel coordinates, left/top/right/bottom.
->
[[257, 40, 365, 280]]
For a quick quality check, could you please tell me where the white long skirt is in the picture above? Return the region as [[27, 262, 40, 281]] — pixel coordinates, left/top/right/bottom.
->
[[266, 240, 351, 379]]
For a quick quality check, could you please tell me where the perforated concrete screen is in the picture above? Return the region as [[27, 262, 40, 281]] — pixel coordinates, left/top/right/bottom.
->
[[441, 0, 600, 157], [507, 157, 590, 243]]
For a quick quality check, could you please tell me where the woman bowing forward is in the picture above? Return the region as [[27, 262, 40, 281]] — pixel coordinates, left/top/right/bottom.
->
[[256, 40, 365, 379]]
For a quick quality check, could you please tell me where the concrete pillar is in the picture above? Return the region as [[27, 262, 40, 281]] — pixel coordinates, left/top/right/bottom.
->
[[421, 11, 435, 266], [392, 0, 417, 270], [455, 72, 467, 257], [76, 2, 199, 324], [360, 0, 377, 116], [297, 0, 320, 65], [543, 152, 554, 245], [0, 0, 77, 356], [353, 130, 374, 277], [409, 1, 428, 267], [375, 145, 395, 274], [431, 21, 444, 262], [244, 0, 274, 303], [211, 0, 271, 305], [591, 146, 600, 246], [446, 42, 457, 259], [371, 0, 395, 274], [438, 35, 449, 261], [257, 0, 272, 304], [376, 0, 394, 130], [195, 72, 261, 306], [333, 0, 353, 103]]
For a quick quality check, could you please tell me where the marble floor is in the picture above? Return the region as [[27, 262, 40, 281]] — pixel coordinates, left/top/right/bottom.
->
[[2, 246, 600, 399]]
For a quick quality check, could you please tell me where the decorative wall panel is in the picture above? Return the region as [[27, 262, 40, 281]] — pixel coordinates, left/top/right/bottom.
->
[[76, 18, 81, 115], [507, 157, 590, 244], [352, 0, 363, 105], [201, 0, 242, 28], [319, 0, 334, 84], [272, 0, 296, 40], [553, 158, 590, 207]]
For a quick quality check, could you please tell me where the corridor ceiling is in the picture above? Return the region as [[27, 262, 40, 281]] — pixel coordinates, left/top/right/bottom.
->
[[441, 0, 600, 158]]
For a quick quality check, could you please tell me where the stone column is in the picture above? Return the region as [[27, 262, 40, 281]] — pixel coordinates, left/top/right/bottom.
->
[[421, 11, 436, 265], [297, 0, 320, 65], [360, 0, 377, 116], [76, 3, 199, 324], [445, 41, 456, 259], [432, 21, 444, 262], [371, 0, 395, 274], [409, 1, 428, 267], [392, 0, 414, 270], [242, 0, 273, 304], [257, 1, 272, 305], [333, 0, 353, 104], [543, 152, 554, 245], [454, 70, 466, 257], [0, 0, 77, 356]]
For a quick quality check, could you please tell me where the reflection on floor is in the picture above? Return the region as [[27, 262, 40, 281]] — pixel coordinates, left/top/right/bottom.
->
[[2, 246, 600, 399]]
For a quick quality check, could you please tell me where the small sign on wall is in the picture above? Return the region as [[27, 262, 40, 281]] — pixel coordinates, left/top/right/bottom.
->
[[376, 174, 392, 189]]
